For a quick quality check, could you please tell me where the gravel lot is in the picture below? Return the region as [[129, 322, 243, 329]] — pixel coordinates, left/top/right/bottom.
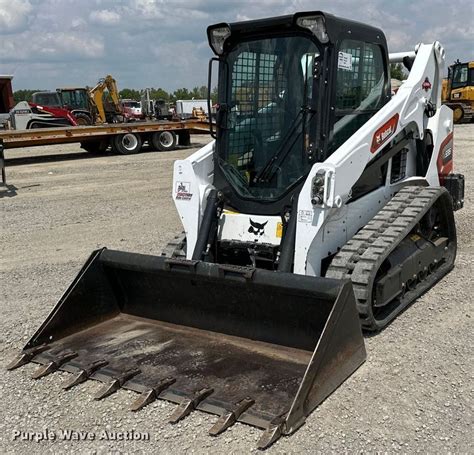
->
[[1, 127, 472, 454]]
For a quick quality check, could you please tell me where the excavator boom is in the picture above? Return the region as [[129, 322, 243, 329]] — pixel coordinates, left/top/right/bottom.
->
[[89, 75, 123, 123]]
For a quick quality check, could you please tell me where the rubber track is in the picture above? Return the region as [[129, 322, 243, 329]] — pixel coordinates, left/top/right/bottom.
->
[[161, 232, 187, 258], [326, 185, 451, 331]]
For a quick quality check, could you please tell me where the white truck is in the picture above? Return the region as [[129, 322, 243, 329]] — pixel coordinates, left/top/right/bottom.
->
[[175, 99, 209, 118]]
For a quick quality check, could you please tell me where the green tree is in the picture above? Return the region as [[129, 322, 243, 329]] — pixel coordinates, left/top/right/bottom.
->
[[14, 85, 215, 105], [172, 88, 191, 101], [119, 88, 141, 100], [13, 89, 43, 104], [149, 87, 170, 101], [190, 85, 208, 99], [390, 63, 407, 80], [210, 86, 218, 104]]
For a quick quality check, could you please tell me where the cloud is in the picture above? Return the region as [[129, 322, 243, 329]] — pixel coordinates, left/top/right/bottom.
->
[[0, 0, 33, 34], [1, 0, 472, 91], [90, 9, 121, 25], [0, 32, 105, 62]]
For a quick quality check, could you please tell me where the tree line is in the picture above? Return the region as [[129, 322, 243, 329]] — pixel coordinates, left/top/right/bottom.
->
[[13, 66, 406, 105], [14, 85, 218, 104], [390, 63, 407, 81]]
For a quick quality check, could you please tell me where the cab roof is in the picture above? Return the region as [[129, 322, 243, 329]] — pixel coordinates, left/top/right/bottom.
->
[[208, 11, 386, 47]]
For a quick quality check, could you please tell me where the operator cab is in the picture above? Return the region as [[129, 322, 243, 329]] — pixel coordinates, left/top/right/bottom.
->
[[59, 89, 90, 110], [208, 12, 391, 215]]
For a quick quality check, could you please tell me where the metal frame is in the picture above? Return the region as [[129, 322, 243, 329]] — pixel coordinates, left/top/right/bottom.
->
[[0, 120, 210, 149]]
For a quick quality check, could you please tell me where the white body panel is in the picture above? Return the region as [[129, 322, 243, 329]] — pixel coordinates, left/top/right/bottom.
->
[[173, 140, 214, 259], [172, 42, 452, 274], [10, 101, 53, 131], [218, 212, 282, 245]]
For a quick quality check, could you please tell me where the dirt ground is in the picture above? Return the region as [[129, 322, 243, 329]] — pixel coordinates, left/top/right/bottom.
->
[[0, 128, 472, 454]]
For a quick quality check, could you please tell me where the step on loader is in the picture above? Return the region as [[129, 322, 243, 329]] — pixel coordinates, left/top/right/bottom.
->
[[8, 11, 465, 449]]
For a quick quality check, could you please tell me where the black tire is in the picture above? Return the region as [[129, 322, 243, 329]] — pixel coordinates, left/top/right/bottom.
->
[[112, 114, 125, 124], [80, 140, 108, 154], [151, 131, 177, 151], [112, 133, 142, 155], [73, 112, 93, 126]]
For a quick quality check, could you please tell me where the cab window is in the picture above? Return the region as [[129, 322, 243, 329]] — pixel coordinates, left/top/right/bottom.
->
[[452, 64, 468, 89], [331, 40, 386, 152]]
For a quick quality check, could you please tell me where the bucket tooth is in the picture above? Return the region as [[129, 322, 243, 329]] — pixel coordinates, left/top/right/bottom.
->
[[257, 420, 285, 450], [6, 345, 49, 371], [62, 359, 108, 390], [169, 387, 214, 424], [209, 397, 255, 436], [130, 377, 176, 412], [94, 368, 140, 400], [130, 389, 156, 412], [31, 351, 78, 379], [94, 379, 120, 400]]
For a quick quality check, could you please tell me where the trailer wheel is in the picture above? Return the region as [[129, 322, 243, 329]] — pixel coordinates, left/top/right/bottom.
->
[[74, 112, 93, 126], [151, 131, 177, 151], [112, 133, 142, 155]]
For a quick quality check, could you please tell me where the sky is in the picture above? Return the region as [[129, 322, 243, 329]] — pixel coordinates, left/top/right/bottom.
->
[[0, 0, 472, 91]]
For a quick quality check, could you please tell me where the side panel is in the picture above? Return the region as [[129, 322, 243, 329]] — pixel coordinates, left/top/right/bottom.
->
[[297, 185, 396, 276], [294, 42, 447, 277], [426, 104, 454, 185], [172, 140, 215, 258], [10, 102, 33, 131]]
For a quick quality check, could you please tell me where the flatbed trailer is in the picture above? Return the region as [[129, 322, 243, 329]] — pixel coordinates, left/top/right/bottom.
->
[[0, 120, 210, 154]]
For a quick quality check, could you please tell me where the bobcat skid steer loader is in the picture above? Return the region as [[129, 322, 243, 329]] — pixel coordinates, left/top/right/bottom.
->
[[8, 12, 464, 449]]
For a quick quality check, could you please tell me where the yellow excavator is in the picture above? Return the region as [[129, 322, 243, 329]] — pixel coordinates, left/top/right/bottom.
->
[[89, 75, 123, 124], [442, 60, 474, 123]]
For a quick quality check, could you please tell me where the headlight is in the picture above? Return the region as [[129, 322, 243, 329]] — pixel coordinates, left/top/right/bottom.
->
[[208, 25, 231, 55], [296, 15, 329, 43]]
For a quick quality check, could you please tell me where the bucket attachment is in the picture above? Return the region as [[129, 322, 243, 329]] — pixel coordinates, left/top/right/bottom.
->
[[8, 248, 366, 449]]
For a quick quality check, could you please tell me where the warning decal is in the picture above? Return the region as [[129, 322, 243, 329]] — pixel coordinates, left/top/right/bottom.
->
[[338, 51, 353, 71]]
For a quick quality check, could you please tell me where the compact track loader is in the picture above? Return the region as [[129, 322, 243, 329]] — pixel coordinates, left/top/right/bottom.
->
[[8, 12, 465, 449]]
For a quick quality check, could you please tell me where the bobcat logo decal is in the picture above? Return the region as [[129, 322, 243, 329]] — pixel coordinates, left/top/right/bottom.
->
[[248, 218, 268, 239]]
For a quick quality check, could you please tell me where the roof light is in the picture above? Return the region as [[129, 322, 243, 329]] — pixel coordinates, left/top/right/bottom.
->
[[209, 26, 231, 55], [296, 15, 329, 43]]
